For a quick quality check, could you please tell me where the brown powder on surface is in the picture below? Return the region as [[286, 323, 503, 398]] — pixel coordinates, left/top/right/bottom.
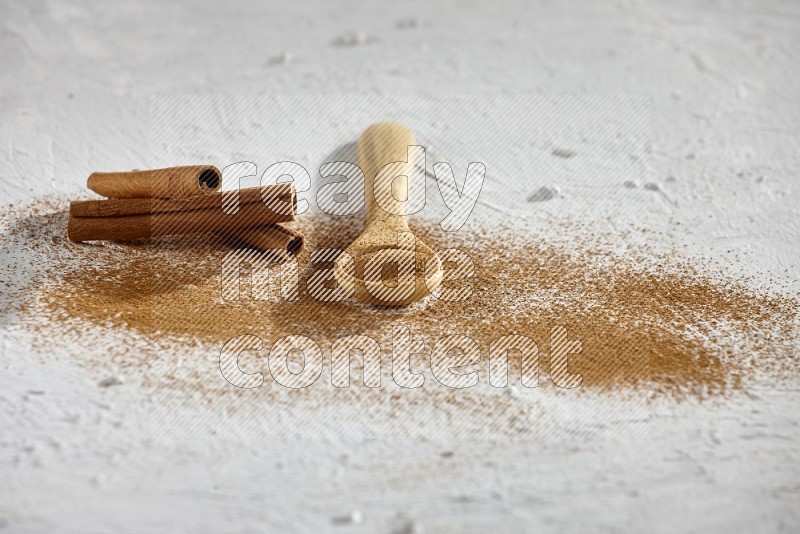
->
[[2, 198, 798, 403]]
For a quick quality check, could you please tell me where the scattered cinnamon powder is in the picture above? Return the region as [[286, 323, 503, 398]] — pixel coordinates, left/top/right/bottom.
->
[[2, 198, 797, 405]]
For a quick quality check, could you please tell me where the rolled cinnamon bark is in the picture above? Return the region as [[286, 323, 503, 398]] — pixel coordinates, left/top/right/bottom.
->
[[70, 184, 294, 218], [87, 165, 222, 199], [67, 184, 296, 242], [217, 224, 304, 262]]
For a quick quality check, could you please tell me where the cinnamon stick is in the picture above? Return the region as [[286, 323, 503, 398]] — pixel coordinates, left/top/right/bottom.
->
[[70, 184, 294, 218], [217, 224, 304, 262], [87, 165, 222, 199], [67, 185, 296, 242]]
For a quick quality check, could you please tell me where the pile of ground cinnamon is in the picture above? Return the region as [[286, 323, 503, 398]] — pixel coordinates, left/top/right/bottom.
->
[[2, 198, 796, 404]]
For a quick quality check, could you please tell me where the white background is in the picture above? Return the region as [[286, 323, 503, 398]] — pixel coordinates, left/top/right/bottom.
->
[[1, 1, 799, 532]]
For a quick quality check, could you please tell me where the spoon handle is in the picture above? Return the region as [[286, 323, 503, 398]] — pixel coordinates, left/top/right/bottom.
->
[[357, 122, 416, 226]]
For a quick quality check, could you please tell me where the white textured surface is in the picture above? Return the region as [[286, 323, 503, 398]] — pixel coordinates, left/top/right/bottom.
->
[[1, 1, 799, 532]]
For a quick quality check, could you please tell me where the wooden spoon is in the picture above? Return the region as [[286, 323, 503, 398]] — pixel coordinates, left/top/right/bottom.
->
[[334, 122, 443, 305]]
